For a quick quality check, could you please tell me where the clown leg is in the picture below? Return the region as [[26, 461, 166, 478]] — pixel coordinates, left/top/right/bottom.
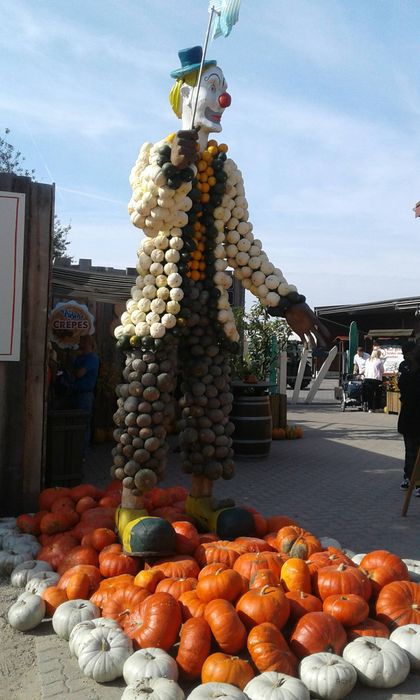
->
[[177, 319, 255, 538]]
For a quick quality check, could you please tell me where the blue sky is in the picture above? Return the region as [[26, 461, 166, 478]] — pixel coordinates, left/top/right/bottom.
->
[[2, 0, 420, 308]]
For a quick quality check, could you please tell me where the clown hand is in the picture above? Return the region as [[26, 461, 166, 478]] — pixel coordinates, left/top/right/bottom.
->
[[268, 299, 331, 347], [171, 128, 199, 169]]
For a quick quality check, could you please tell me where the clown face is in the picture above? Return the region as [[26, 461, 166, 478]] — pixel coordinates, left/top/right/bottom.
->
[[181, 65, 231, 143]]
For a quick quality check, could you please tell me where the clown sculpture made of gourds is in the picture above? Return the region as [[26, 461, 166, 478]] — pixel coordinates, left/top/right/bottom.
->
[[112, 47, 327, 548]]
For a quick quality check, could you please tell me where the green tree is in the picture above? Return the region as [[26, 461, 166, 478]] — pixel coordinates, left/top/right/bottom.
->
[[0, 128, 72, 262]]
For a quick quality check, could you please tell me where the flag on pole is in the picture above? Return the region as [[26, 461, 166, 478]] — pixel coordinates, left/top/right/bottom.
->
[[210, 0, 241, 40]]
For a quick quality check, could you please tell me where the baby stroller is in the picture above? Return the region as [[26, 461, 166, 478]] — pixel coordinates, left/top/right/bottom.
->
[[340, 374, 366, 412]]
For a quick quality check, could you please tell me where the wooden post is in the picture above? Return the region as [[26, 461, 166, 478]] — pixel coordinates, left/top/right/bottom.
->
[[0, 174, 53, 514]]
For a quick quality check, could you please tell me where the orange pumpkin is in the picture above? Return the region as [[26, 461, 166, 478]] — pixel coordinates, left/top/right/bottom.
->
[[145, 555, 200, 579], [101, 584, 150, 626], [156, 576, 197, 600], [194, 541, 246, 569], [247, 622, 298, 676], [204, 599, 247, 654], [98, 544, 140, 578], [50, 496, 76, 514], [233, 537, 273, 553], [69, 484, 102, 502], [233, 551, 285, 582], [38, 486, 71, 511], [323, 594, 369, 627], [236, 585, 290, 631], [249, 569, 280, 590], [58, 564, 102, 597], [314, 563, 372, 602], [172, 521, 200, 554], [198, 563, 229, 580], [75, 496, 97, 515], [196, 568, 244, 604], [66, 571, 90, 600], [42, 586, 68, 616], [125, 591, 182, 650], [280, 558, 311, 594], [90, 574, 135, 607], [359, 550, 409, 597], [81, 527, 117, 551], [57, 545, 99, 576], [376, 580, 420, 628], [133, 568, 166, 593], [290, 611, 347, 658], [285, 590, 323, 622], [201, 653, 254, 689], [346, 617, 390, 641], [37, 534, 80, 570], [16, 511, 48, 536], [179, 590, 207, 621], [176, 617, 212, 680], [276, 526, 322, 559], [272, 428, 286, 440]]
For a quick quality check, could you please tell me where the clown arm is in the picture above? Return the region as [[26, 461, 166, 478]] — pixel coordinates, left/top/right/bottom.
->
[[221, 158, 303, 310]]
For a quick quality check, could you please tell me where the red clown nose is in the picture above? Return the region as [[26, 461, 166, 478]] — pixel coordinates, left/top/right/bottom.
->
[[219, 92, 231, 108]]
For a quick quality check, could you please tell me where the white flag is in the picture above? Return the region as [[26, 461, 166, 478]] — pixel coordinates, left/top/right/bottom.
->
[[210, 0, 241, 40]]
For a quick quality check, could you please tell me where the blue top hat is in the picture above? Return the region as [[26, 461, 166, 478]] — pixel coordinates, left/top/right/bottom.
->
[[170, 46, 217, 79]]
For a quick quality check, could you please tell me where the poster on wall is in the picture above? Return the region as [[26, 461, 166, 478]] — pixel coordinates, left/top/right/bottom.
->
[[49, 301, 95, 348], [0, 191, 25, 362]]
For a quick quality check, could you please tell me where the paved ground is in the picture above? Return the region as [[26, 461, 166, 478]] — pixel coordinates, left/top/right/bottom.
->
[[1, 388, 420, 699]]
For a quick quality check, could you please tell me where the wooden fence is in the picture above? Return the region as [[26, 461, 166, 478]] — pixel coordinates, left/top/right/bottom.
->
[[0, 174, 54, 514]]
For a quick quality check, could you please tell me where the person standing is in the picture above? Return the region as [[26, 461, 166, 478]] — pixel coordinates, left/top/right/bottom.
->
[[363, 349, 384, 412], [398, 344, 420, 495], [71, 335, 100, 456], [353, 346, 369, 376]]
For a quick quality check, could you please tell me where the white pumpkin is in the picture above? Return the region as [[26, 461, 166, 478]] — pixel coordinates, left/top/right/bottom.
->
[[342, 636, 410, 688], [390, 623, 420, 671], [0, 550, 33, 575], [52, 599, 100, 640], [188, 683, 248, 699], [350, 553, 365, 566], [319, 537, 342, 551], [244, 672, 310, 700], [121, 678, 185, 700], [8, 592, 46, 631], [77, 626, 133, 683], [403, 558, 420, 583], [69, 617, 120, 658], [25, 571, 60, 594], [2, 533, 40, 557], [10, 560, 52, 588], [123, 648, 178, 685], [299, 653, 357, 699]]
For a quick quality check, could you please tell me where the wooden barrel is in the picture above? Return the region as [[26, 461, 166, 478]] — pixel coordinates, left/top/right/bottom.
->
[[231, 394, 272, 458]]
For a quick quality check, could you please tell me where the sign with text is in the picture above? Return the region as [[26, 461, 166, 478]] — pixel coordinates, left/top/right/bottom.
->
[[0, 191, 25, 361], [49, 300, 95, 348]]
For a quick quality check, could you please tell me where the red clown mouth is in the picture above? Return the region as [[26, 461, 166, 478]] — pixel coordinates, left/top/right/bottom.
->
[[204, 107, 222, 123]]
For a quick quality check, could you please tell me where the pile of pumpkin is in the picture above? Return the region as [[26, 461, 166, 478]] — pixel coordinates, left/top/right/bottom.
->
[[272, 425, 303, 440], [1, 483, 420, 699]]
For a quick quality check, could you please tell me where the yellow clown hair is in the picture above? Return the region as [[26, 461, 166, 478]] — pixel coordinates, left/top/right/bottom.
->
[[169, 70, 199, 118]]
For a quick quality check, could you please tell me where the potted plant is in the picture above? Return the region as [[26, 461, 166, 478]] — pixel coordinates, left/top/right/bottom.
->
[[231, 302, 291, 383]]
